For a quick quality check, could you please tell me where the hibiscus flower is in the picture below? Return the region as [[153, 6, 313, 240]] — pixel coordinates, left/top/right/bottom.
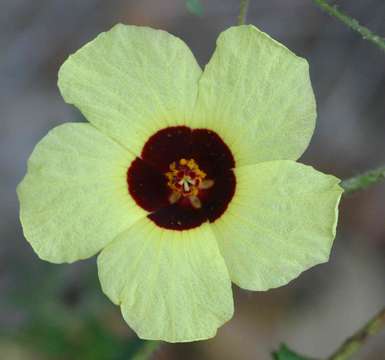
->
[[17, 24, 342, 342]]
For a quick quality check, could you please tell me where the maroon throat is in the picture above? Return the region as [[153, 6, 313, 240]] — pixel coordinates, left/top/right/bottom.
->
[[127, 126, 236, 230]]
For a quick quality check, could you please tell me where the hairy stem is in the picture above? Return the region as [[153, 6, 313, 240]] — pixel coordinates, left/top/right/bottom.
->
[[238, 0, 250, 25], [328, 307, 385, 360], [313, 0, 385, 52], [341, 165, 385, 194]]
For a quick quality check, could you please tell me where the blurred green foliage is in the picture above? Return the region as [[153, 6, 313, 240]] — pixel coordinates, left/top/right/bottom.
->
[[13, 317, 147, 360], [1, 259, 154, 360], [185, 0, 204, 16], [272, 344, 313, 360]]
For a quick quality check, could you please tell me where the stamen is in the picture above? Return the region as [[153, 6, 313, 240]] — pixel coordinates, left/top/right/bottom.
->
[[164, 158, 215, 208], [169, 191, 181, 204], [183, 181, 190, 192], [189, 195, 202, 209], [199, 179, 214, 190]]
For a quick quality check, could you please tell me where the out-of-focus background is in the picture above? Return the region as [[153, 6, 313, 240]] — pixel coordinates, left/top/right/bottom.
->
[[1, 0, 384, 359]]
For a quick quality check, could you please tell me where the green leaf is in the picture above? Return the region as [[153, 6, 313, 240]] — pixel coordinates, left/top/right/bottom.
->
[[272, 344, 314, 360], [185, 0, 204, 16]]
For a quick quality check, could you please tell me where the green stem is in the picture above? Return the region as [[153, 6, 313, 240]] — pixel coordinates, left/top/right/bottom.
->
[[327, 307, 385, 360], [238, 0, 250, 25], [341, 165, 385, 194], [132, 341, 161, 360], [313, 0, 385, 52]]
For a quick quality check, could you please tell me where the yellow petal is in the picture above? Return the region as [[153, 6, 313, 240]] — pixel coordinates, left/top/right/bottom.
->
[[58, 24, 202, 155], [212, 161, 342, 290], [17, 123, 146, 263], [192, 25, 316, 166], [97, 218, 233, 342]]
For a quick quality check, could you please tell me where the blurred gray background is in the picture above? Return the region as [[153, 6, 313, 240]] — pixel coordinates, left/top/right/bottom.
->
[[1, 0, 384, 359]]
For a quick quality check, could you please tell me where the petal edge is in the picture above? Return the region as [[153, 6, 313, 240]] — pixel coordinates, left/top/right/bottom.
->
[[18, 123, 146, 263], [212, 160, 342, 290], [58, 24, 202, 155], [192, 25, 316, 166], [97, 218, 234, 342]]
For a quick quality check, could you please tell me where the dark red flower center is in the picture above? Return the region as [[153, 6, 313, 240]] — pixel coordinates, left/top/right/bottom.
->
[[127, 126, 236, 230]]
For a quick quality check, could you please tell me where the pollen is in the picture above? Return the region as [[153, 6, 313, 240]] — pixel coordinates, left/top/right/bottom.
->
[[165, 158, 214, 209]]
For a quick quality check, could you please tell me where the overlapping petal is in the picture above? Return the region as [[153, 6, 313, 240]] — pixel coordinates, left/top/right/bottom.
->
[[212, 161, 342, 290], [192, 25, 316, 166], [97, 218, 233, 342], [17, 123, 146, 263], [58, 24, 202, 156]]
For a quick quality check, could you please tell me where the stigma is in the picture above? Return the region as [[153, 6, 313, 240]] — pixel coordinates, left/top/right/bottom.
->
[[165, 158, 214, 209]]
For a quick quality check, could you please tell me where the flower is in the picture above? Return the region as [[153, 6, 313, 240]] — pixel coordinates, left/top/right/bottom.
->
[[17, 24, 343, 342]]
